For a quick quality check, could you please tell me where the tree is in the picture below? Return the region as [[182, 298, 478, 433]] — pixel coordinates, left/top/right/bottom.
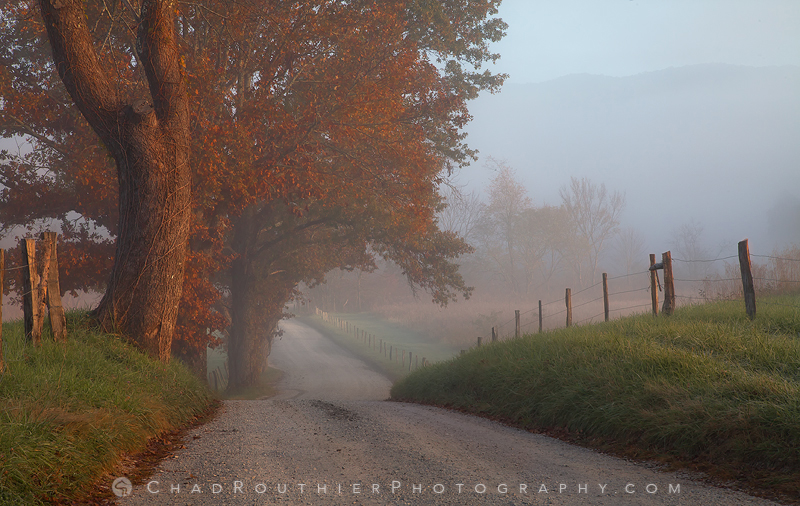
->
[[438, 185, 484, 245], [670, 220, 711, 280], [475, 158, 532, 293], [35, 0, 190, 361], [614, 227, 647, 276], [1, 0, 504, 381], [559, 176, 626, 285]]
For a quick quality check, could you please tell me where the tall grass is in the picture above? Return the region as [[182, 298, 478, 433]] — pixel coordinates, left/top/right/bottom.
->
[[0, 312, 214, 505], [392, 297, 800, 499]]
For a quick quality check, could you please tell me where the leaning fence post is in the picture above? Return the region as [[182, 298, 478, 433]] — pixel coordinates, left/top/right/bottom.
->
[[565, 288, 572, 327], [662, 251, 675, 316], [738, 239, 756, 319], [538, 300, 543, 333], [649, 253, 660, 315], [515, 310, 520, 338], [602, 273, 610, 322]]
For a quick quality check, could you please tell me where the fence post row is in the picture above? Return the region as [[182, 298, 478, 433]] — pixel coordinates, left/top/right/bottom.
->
[[738, 238, 756, 320]]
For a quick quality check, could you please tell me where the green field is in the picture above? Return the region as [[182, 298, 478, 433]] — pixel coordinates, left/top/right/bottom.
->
[[300, 312, 460, 381], [391, 297, 800, 502], [0, 313, 215, 505]]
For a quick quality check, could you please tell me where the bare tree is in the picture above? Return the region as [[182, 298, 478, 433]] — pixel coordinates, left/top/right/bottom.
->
[[559, 176, 625, 285], [614, 227, 647, 276], [438, 184, 484, 245], [475, 158, 532, 293], [670, 220, 712, 280]]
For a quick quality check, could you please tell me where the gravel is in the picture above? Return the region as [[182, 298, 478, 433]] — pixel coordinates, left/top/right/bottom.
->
[[116, 320, 781, 505]]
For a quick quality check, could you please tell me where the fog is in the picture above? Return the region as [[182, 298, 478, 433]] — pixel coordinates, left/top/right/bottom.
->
[[309, 0, 800, 344], [4, 1, 800, 338], [459, 64, 800, 254]]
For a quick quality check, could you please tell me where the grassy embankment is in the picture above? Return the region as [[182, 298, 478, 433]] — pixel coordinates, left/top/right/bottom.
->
[[300, 312, 460, 381], [0, 312, 215, 505], [391, 296, 800, 501]]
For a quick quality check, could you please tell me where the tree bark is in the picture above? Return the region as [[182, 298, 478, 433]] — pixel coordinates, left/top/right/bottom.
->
[[39, 0, 190, 361], [226, 207, 274, 391]]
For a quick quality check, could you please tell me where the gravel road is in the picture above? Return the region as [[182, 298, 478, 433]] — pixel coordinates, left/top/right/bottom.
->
[[117, 319, 781, 505]]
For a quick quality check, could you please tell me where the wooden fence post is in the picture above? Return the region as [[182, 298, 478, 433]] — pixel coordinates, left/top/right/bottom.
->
[[538, 300, 543, 333], [0, 249, 4, 374], [602, 273, 610, 322], [565, 288, 572, 327], [21, 239, 40, 344], [42, 232, 67, 342], [515, 310, 520, 338], [662, 251, 675, 316], [491, 327, 497, 342], [477, 335, 482, 347], [649, 253, 660, 315], [32, 238, 52, 344], [738, 239, 756, 319]]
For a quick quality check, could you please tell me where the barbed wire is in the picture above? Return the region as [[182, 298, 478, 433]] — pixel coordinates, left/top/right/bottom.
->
[[754, 277, 800, 284], [572, 294, 605, 310], [577, 312, 605, 325], [752, 254, 800, 262], [608, 286, 650, 297], [673, 254, 738, 263], [674, 277, 739, 283], [608, 270, 650, 280], [610, 303, 653, 313], [571, 279, 603, 297], [758, 300, 800, 309], [0, 265, 27, 272]]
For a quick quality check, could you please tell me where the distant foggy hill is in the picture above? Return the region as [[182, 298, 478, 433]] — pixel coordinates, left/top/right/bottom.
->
[[461, 64, 800, 254]]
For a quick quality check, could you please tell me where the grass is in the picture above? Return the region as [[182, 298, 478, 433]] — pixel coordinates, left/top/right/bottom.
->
[[391, 296, 800, 502], [0, 312, 214, 505], [206, 345, 283, 399], [299, 312, 460, 381]]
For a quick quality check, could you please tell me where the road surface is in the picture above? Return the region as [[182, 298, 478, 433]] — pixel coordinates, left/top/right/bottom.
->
[[117, 319, 780, 505]]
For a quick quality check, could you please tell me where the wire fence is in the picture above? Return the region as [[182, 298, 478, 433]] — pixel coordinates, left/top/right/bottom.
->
[[485, 241, 800, 343]]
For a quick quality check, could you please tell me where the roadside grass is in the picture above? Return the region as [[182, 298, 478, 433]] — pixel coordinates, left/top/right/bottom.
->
[[0, 312, 214, 505], [298, 313, 460, 382], [391, 296, 800, 501]]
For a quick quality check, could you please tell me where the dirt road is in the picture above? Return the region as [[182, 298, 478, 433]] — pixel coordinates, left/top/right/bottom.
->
[[118, 319, 780, 505]]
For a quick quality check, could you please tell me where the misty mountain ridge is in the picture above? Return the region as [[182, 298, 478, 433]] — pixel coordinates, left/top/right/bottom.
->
[[461, 63, 800, 256]]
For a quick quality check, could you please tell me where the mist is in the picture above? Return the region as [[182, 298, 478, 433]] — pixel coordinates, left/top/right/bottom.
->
[[305, 1, 800, 344]]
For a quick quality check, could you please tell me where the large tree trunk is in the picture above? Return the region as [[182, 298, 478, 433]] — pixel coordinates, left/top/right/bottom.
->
[[39, 0, 190, 361], [226, 206, 277, 390], [227, 270, 276, 391]]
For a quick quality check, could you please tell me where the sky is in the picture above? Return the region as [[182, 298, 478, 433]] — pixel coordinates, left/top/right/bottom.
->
[[484, 0, 800, 84], [456, 0, 800, 257]]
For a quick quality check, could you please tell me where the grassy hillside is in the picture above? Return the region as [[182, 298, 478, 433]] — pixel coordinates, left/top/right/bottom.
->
[[391, 297, 800, 501], [0, 312, 215, 505]]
